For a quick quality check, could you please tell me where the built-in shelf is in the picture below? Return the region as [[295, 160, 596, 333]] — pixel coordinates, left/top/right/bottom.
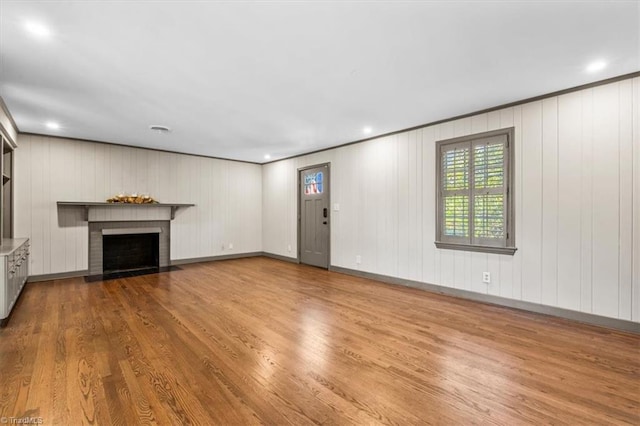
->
[[2, 135, 15, 240], [57, 201, 195, 220]]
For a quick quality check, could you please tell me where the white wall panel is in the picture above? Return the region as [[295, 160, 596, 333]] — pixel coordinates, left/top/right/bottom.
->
[[580, 89, 594, 313], [261, 160, 291, 257], [541, 97, 559, 307], [454, 250, 467, 291], [591, 85, 621, 318], [372, 137, 396, 276], [511, 106, 523, 301], [618, 79, 633, 321], [470, 253, 487, 295], [397, 132, 410, 279], [407, 130, 420, 281], [557, 92, 583, 311], [262, 77, 639, 322], [421, 126, 436, 286], [487, 254, 500, 297], [359, 139, 380, 273], [521, 102, 543, 304], [415, 130, 424, 283], [50, 138, 68, 274], [15, 135, 263, 276]]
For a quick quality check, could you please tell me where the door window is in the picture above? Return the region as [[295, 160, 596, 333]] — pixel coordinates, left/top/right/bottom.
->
[[304, 171, 323, 195]]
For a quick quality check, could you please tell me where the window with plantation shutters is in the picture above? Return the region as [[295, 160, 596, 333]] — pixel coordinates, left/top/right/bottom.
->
[[435, 128, 516, 255]]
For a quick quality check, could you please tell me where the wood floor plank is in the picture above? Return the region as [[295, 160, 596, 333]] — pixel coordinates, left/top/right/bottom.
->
[[0, 257, 638, 425]]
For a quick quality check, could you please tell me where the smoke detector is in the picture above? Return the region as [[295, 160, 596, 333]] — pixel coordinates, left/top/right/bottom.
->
[[149, 125, 171, 133]]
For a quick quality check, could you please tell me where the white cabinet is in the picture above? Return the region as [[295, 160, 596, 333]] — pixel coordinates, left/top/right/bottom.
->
[[0, 238, 29, 326]]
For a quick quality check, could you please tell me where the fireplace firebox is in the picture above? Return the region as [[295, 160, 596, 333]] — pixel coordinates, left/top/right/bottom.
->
[[103, 233, 159, 274]]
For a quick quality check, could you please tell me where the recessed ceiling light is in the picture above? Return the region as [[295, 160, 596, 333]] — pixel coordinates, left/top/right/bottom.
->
[[24, 20, 51, 39], [45, 121, 60, 130], [586, 60, 607, 73], [149, 125, 171, 133], [363, 126, 373, 135], [264, 154, 271, 160]]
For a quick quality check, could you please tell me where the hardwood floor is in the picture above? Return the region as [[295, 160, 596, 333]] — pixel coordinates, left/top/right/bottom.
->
[[0, 257, 638, 425]]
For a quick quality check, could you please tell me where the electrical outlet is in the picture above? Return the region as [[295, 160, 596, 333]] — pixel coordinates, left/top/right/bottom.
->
[[221, 243, 225, 251], [482, 272, 491, 283], [228, 243, 233, 250], [333, 203, 340, 211], [356, 255, 362, 264], [287, 245, 291, 252]]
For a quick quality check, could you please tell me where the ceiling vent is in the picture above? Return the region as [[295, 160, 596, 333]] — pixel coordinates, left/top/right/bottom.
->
[[149, 125, 171, 133]]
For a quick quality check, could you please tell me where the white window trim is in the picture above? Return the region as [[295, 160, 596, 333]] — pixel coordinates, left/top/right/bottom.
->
[[435, 127, 517, 255]]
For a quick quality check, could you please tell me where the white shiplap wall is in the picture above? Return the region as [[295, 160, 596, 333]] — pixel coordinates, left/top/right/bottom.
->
[[14, 135, 263, 276], [262, 77, 640, 322]]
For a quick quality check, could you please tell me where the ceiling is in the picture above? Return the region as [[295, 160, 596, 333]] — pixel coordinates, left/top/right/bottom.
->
[[0, 1, 638, 163]]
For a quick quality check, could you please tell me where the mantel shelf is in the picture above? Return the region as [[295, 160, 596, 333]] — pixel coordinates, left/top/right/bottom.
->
[[57, 201, 195, 220]]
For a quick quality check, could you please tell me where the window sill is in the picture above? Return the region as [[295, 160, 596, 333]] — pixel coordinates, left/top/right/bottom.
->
[[434, 242, 517, 255]]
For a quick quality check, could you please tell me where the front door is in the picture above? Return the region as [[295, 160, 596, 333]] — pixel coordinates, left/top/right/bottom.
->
[[299, 164, 329, 268]]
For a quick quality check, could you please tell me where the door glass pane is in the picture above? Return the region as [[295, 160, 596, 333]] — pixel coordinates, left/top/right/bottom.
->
[[474, 194, 504, 239], [304, 171, 323, 194], [444, 195, 469, 237]]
